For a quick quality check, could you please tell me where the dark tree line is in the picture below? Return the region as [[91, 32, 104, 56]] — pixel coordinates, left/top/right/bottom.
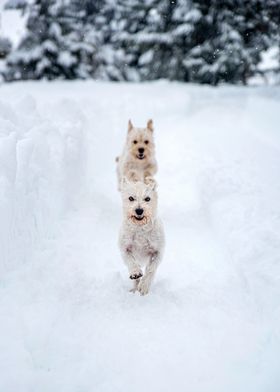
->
[[2, 0, 280, 84]]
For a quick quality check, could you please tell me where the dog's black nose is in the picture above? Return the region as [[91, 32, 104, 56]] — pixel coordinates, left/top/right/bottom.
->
[[138, 148, 144, 154], [135, 208, 144, 216]]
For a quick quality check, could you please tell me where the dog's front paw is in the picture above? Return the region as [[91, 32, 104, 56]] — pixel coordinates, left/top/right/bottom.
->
[[138, 279, 150, 296], [144, 176, 155, 186], [129, 269, 143, 280]]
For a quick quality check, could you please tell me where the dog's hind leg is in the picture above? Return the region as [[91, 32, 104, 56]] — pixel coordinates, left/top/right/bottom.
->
[[138, 251, 161, 296]]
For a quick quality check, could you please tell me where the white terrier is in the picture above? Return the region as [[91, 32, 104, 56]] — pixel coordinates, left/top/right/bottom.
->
[[119, 180, 164, 295], [116, 119, 157, 191]]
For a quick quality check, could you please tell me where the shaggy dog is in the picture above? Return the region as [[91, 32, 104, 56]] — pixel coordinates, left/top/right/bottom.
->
[[119, 180, 164, 295], [116, 119, 157, 191]]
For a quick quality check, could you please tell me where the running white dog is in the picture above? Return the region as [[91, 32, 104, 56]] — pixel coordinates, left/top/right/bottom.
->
[[116, 119, 157, 191], [119, 180, 164, 295]]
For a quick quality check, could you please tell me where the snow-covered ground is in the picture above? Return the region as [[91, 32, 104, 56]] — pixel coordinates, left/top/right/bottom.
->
[[0, 81, 280, 392]]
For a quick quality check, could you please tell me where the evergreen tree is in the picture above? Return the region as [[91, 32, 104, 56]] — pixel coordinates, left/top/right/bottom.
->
[[2, 0, 279, 84], [181, 0, 277, 84], [0, 37, 12, 59], [4, 0, 27, 11], [4, 0, 99, 81], [115, 0, 179, 81], [83, 0, 132, 81]]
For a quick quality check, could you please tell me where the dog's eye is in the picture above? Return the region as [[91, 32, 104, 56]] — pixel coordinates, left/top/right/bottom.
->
[[144, 197, 151, 202], [144, 140, 149, 144], [129, 196, 135, 202], [133, 140, 138, 144]]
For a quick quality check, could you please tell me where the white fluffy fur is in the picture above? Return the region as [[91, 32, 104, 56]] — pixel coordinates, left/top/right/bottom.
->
[[119, 180, 165, 295], [116, 119, 157, 191]]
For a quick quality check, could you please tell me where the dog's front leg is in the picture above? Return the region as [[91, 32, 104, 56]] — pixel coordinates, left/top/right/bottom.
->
[[144, 162, 157, 180], [127, 170, 142, 183], [122, 246, 143, 281], [138, 250, 161, 296]]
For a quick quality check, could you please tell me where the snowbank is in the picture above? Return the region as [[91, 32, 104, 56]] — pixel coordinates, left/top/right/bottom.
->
[[0, 81, 280, 392], [0, 92, 86, 270]]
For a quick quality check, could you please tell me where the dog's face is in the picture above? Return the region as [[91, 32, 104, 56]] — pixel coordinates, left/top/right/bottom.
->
[[121, 180, 158, 226], [126, 119, 155, 161]]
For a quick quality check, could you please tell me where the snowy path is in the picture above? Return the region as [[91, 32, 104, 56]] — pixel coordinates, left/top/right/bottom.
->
[[0, 82, 280, 392]]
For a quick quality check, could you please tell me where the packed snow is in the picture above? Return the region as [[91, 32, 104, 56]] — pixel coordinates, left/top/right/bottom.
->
[[0, 81, 280, 392]]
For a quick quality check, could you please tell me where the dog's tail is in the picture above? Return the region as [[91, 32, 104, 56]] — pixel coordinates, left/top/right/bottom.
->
[[115, 156, 119, 163]]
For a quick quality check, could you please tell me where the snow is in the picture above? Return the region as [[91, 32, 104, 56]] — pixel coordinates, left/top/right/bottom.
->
[[258, 46, 279, 72], [0, 81, 280, 392], [118, 31, 173, 45], [58, 51, 76, 67], [249, 47, 280, 86], [138, 49, 154, 66], [173, 22, 194, 36], [0, 7, 26, 47], [185, 8, 202, 23]]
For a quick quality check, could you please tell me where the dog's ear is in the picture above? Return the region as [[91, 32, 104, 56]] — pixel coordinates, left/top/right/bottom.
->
[[147, 119, 153, 132], [128, 119, 133, 132]]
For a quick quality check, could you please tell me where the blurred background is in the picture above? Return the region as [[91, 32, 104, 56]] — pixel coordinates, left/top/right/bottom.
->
[[0, 0, 279, 85]]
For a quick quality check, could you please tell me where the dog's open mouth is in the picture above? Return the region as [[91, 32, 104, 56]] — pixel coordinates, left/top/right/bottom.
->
[[131, 215, 147, 225], [137, 154, 145, 160]]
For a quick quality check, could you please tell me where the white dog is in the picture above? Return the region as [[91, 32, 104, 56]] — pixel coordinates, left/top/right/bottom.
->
[[119, 180, 164, 295], [116, 119, 157, 191]]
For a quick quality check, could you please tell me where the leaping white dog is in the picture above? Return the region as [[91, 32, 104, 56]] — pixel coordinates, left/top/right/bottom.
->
[[119, 180, 164, 295]]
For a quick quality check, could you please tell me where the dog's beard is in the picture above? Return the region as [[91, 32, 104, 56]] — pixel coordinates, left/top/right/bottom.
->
[[130, 215, 149, 226], [136, 154, 145, 160], [128, 148, 153, 161]]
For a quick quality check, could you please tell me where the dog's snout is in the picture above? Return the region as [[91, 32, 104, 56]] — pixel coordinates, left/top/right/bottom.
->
[[135, 208, 144, 216], [138, 148, 144, 154]]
